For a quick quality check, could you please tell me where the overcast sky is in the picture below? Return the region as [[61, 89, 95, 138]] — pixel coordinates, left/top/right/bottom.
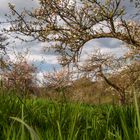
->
[[0, 0, 137, 75]]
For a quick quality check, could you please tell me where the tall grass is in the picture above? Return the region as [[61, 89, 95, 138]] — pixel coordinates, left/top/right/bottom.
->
[[0, 88, 140, 140]]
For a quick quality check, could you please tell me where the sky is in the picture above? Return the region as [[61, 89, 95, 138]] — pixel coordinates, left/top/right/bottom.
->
[[0, 0, 137, 76]]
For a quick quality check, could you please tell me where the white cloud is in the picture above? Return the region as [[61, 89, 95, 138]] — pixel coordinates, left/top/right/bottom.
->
[[28, 54, 58, 64], [8, 53, 58, 65]]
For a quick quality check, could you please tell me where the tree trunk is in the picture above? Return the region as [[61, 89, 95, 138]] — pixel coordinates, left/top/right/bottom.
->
[[100, 68, 127, 105], [119, 92, 126, 105]]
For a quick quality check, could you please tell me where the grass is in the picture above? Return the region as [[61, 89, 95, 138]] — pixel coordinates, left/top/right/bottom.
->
[[0, 88, 140, 140]]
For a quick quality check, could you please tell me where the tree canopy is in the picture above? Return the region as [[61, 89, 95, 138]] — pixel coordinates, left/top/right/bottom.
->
[[6, 0, 140, 65]]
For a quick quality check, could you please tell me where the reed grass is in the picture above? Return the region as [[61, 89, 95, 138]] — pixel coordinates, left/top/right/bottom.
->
[[0, 88, 140, 140]]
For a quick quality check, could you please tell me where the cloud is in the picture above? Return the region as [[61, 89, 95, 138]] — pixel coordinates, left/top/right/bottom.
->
[[82, 38, 126, 54], [28, 54, 58, 64], [0, 0, 38, 14], [8, 51, 59, 64], [84, 38, 122, 49]]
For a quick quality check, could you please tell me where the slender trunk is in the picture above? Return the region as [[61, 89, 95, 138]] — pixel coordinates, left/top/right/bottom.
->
[[119, 93, 126, 105], [99, 67, 126, 105]]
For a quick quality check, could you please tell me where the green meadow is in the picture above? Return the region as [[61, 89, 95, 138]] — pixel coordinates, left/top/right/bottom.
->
[[0, 88, 140, 140]]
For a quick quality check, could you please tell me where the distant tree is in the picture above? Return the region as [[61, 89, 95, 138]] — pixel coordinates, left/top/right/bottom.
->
[[79, 49, 140, 104], [6, 0, 140, 103], [43, 67, 72, 90], [43, 67, 72, 100], [1, 57, 37, 96]]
